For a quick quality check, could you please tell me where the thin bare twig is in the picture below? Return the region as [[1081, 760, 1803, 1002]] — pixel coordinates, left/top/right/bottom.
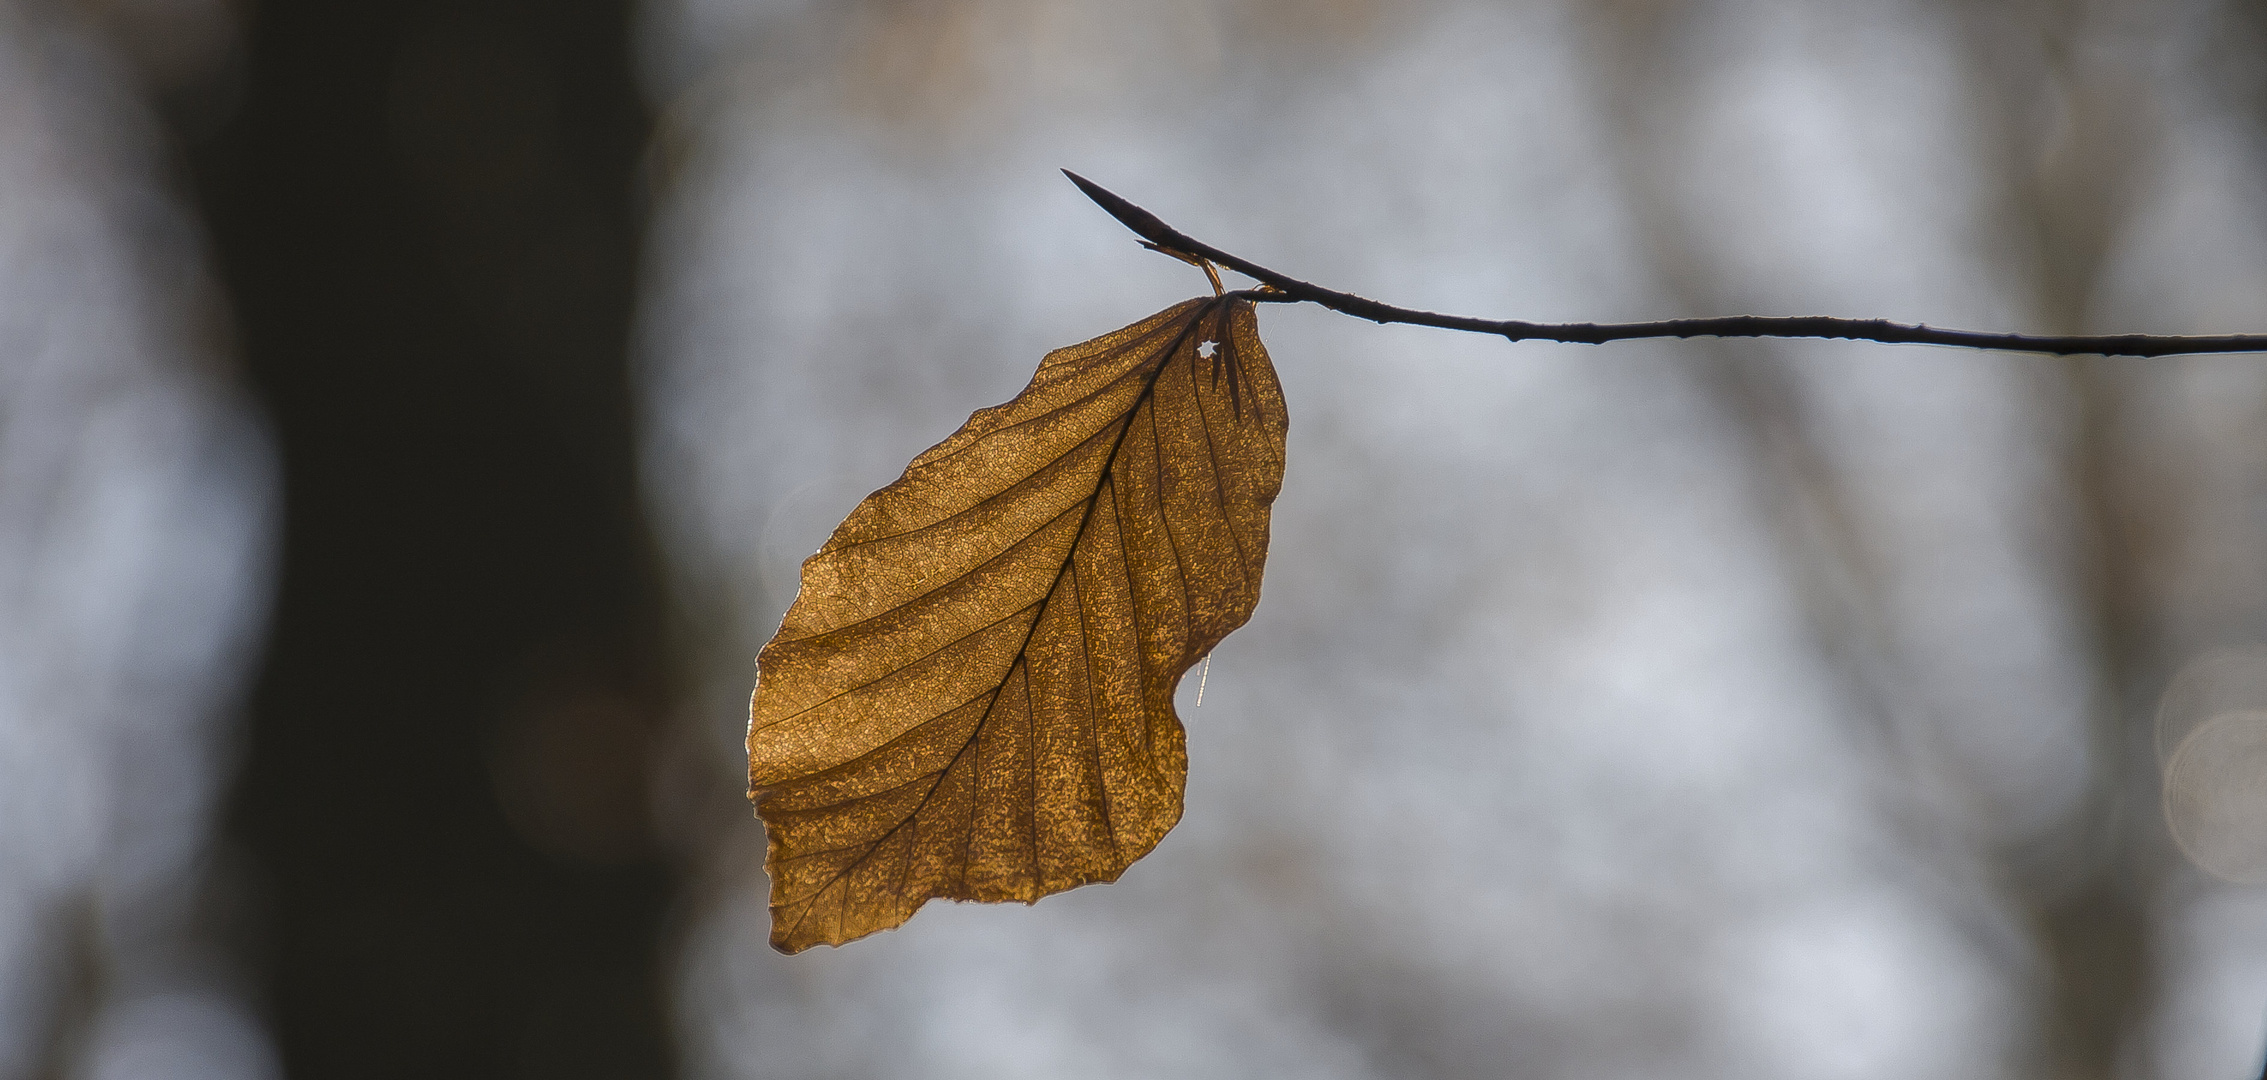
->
[[1064, 171, 2267, 358]]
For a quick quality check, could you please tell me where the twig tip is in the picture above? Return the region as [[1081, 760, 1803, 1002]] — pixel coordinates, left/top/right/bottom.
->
[[1060, 171, 1187, 254]]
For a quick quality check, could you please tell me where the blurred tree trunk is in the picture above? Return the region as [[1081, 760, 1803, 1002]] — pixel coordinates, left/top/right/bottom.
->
[[1951, 8, 2162, 1079], [181, 1, 674, 1076], [1580, 4, 2170, 1079]]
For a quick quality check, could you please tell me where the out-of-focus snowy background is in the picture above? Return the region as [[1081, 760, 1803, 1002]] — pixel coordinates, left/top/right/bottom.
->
[[637, 3, 2267, 1079], [0, 3, 278, 1077], [12, 0, 2267, 1077]]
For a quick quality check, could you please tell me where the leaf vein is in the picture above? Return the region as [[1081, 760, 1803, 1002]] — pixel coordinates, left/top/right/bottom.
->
[[753, 598, 1045, 734]]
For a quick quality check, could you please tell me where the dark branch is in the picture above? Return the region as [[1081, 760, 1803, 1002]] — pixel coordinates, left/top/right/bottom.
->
[[1064, 170, 2267, 358]]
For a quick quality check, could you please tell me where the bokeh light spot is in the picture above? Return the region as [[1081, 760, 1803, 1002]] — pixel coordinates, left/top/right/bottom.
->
[[2154, 645, 2267, 768], [2165, 708, 2267, 883]]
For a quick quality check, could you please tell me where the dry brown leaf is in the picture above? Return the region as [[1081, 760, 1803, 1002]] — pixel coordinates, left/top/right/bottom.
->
[[748, 295, 1288, 952]]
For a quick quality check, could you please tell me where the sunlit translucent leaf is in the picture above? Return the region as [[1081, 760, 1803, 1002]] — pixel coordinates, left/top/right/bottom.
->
[[748, 296, 1288, 952]]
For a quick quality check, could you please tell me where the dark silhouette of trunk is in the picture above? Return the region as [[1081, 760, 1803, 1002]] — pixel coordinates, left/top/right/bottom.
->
[[182, 1, 674, 1076]]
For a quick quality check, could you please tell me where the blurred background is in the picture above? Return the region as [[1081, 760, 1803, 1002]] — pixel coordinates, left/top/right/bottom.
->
[[9, 0, 2267, 1077]]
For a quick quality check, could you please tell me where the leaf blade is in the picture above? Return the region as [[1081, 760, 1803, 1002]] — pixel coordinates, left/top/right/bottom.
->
[[749, 296, 1287, 952]]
